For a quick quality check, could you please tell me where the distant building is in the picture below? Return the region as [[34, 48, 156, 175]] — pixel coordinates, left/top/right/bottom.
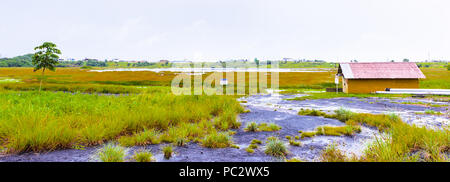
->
[[84, 58, 98, 62], [283, 58, 294, 62], [159, 60, 169, 64], [337, 62, 426, 93], [171, 60, 192, 64]]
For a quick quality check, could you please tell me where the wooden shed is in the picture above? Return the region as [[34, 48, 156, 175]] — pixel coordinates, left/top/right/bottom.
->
[[337, 62, 426, 93]]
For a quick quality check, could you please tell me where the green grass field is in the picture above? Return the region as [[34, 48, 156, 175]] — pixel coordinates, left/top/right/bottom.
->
[[0, 90, 243, 153]]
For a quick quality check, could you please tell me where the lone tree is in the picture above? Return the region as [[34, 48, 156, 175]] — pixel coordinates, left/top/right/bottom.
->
[[32, 42, 61, 92]]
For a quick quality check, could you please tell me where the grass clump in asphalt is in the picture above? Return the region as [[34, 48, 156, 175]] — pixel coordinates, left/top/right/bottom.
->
[[96, 143, 127, 162], [118, 129, 161, 147], [286, 158, 303, 162], [343, 113, 400, 132], [301, 124, 362, 139], [320, 144, 350, 162], [264, 136, 288, 157], [393, 101, 449, 108], [332, 108, 355, 122], [316, 125, 362, 137], [175, 137, 187, 147], [258, 123, 282, 132], [321, 108, 401, 132], [415, 109, 443, 115], [298, 109, 330, 117], [301, 131, 317, 139], [363, 123, 449, 162], [201, 132, 233, 148], [244, 122, 282, 132], [162, 145, 173, 159], [246, 147, 255, 153], [244, 122, 259, 132], [250, 139, 262, 145], [213, 108, 242, 130], [289, 140, 301, 146], [248, 144, 259, 149], [132, 150, 154, 162], [291, 92, 410, 101]]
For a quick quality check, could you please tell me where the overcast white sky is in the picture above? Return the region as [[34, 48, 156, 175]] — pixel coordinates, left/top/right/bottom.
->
[[0, 0, 449, 62]]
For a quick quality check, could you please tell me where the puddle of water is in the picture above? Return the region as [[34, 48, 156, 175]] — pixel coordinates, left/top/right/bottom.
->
[[0, 77, 20, 83]]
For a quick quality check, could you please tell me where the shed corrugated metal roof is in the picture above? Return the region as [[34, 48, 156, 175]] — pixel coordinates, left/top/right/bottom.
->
[[338, 62, 426, 79]]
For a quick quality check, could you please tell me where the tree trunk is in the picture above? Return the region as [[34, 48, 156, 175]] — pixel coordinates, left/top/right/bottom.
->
[[39, 68, 45, 93]]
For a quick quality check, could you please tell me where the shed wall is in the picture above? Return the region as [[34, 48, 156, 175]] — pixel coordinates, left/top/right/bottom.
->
[[344, 79, 419, 93]]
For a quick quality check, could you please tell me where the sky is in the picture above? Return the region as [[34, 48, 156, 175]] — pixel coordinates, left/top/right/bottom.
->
[[0, 0, 450, 62]]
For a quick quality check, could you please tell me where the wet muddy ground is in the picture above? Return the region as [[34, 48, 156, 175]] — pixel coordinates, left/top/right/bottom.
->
[[1, 94, 448, 162]]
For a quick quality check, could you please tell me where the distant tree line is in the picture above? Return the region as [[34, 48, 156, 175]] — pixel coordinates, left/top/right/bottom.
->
[[0, 54, 34, 67], [0, 54, 109, 67], [131, 62, 156, 67]]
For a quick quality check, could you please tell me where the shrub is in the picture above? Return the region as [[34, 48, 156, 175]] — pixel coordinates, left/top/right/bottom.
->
[[264, 137, 288, 157], [96, 143, 127, 162]]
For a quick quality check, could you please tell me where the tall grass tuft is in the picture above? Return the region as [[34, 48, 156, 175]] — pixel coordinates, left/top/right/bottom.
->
[[132, 150, 154, 162], [264, 137, 288, 157], [320, 144, 348, 162], [201, 132, 233, 148], [244, 122, 259, 132], [363, 123, 449, 162], [162, 145, 173, 159], [96, 143, 128, 162]]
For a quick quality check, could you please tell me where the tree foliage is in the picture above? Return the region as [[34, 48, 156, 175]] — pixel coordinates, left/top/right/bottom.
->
[[32, 42, 61, 72], [32, 42, 61, 92]]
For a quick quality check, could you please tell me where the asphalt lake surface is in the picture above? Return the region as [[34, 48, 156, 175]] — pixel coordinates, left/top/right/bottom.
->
[[1, 94, 448, 162]]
